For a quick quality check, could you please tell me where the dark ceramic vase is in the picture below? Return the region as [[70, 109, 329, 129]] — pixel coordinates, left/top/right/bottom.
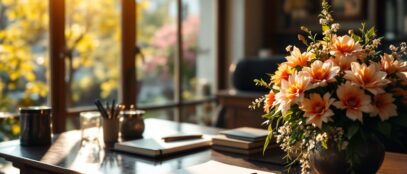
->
[[309, 139, 385, 174]]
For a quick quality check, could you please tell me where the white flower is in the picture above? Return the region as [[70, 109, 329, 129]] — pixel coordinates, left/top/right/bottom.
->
[[331, 23, 340, 32]]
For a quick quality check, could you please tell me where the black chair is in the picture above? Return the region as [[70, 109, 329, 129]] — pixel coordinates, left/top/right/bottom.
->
[[232, 56, 286, 92], [215, 56, 286, 128]]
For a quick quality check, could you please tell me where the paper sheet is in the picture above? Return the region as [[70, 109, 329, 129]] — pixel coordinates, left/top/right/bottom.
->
[[165, 160, 280, 174]]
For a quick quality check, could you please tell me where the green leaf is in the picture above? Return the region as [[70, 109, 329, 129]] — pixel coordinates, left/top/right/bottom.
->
[[321, 141, 328, 149], [377, 122, 392, 138], [366, 27, 376, 38], [322, 25, 329, 32], [347, 124, 359, 140], [254, 79, 269, 88], [352, 34, 362, 42], [263, 124, 273, 154]]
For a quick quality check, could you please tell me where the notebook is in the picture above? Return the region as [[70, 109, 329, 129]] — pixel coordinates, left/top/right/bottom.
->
[[164, 160, 280, 174], [212, 134, 264, 149], [114, 136, 211, 157], [220, 127, 269, 142], [212, 145, 262, 155]]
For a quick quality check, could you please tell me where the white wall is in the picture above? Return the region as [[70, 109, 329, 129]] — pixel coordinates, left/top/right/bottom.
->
[[225, 0, 264, 88]]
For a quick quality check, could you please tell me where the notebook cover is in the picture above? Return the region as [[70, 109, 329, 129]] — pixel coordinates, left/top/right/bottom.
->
[[220, 127, 269, 142], [212, 145, 263, 155], [212, 134, 264, 149], [114, 137, 211, 157]]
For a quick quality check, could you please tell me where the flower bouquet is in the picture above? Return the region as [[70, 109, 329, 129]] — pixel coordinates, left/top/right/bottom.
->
[[251, 1, 407, 174]]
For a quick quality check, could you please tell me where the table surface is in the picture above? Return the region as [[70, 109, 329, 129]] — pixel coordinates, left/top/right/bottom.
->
[[0, 118, 405, 174]]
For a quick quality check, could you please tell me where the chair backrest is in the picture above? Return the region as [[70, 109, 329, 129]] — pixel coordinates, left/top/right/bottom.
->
[[232, 56, 286, 92]]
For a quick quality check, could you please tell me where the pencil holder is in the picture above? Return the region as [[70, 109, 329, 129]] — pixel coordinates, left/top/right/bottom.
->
[[102, 118, 119, 145]]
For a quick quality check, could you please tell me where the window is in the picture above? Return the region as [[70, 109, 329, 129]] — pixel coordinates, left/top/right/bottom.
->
[[135, 0, 217, 122], [65, 0, 120, 108], [0, 0, 49, 112], [181, 0, 216, 101], [0, 0, 219, 132], [136, 0, 177, 107]]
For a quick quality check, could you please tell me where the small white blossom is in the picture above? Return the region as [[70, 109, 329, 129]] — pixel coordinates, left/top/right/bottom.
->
[[373, 39, 381, 46], [331, 23, 340, 32], [390, 44, 398, 52], [319, 19, 328, 25], [286, 45, 293, 52], [401, 42, 407, 54]]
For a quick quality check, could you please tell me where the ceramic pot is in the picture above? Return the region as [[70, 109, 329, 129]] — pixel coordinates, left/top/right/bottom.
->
[[309, 139, 385, 174], [120, 110, 145, 140]]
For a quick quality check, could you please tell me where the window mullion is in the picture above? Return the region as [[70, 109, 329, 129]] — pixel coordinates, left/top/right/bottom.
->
[[120, 0, 137, 107], [49, 0, 67, 133], [175, 0, 184, 122]]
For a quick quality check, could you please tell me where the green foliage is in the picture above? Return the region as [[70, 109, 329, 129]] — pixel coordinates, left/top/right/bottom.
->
[[322, 25, 330, 32], [254, 79, 270, 89], [347, 123, 359, 140], [0, 117, 20, 142], [248, 95, 265, 110], [263, 123, 273, 154]]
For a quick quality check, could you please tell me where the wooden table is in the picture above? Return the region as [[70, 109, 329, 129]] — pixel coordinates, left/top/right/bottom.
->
[[0, 118, 405, 174]]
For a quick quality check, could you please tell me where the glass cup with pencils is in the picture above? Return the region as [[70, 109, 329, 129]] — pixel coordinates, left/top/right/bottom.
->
[[94, 99, 125, 146]]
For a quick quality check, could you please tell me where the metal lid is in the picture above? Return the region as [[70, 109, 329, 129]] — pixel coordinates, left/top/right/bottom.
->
[[19, 106, 52, 114], [121, 110, 145, 117]]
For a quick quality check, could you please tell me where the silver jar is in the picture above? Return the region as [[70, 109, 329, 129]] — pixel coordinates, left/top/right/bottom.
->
[[120, 110, 145, 140]]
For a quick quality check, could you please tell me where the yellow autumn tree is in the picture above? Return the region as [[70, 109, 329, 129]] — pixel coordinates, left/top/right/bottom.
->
[[0, 0, 149, 110], [0, 0, 49, 111]]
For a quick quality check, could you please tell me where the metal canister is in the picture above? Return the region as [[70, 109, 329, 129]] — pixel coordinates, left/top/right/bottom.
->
[[120, 110, 145, 140], [19, 106, 52, 146]]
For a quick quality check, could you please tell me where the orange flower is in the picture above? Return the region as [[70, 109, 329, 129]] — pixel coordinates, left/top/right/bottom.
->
[[397, 72, 407, 86], [271, 63, 293, 86], [276, 71, 312, 114], [344, 62, 390, 95], [329, 56, 356, 71], [300, 93, 335, 128], [286, 46, 314, 68], [333, 82, 373, 122], [302, 60, 340, 87], [380, 53, 407, 74], [264, 90, 276, 113], [330, 35, 363, 70], [371, 93, 397, 121]]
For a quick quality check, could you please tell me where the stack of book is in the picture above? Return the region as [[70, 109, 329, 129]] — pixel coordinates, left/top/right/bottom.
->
[[212, 127, 272, 155]]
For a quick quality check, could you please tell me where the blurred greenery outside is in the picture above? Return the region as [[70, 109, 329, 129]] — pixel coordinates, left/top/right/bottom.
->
[[0, 0, 211, 143]]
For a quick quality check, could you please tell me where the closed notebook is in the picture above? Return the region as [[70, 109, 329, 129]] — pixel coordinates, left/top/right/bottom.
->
[[114, 136, 211, 157], [220, 127, 269, 142], [212, 134, 264, 149], [212, 145, 262, 155]]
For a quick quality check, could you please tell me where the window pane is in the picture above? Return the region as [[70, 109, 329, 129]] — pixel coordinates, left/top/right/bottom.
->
[[144, 108, 176, 121], [136, 0, 177, 107], [0, 0, 49, 112], [182, 102, 215, 126], [65, 0, 120, 107], [182, 0, 216, 101]]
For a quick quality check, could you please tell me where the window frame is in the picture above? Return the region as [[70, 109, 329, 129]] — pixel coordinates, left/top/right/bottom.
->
[[48, 0, 223, 133]]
